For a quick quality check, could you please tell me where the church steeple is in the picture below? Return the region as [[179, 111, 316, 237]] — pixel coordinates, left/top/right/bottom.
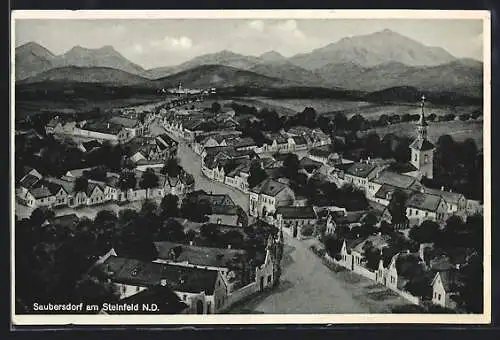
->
[[416, 95, 428, 140]]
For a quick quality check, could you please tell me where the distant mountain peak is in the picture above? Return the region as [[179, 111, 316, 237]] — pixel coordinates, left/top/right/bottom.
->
[[259, 50, 287, 62]]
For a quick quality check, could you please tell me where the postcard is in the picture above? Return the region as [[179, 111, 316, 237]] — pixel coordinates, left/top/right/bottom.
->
[[11, 9, 491, 326]]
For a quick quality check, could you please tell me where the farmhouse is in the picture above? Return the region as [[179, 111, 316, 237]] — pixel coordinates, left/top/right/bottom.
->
[[275, 206, 317, 238], [98, 256, 228, 314], [405, 192, 448, 227], [249, 178, 295, 217]]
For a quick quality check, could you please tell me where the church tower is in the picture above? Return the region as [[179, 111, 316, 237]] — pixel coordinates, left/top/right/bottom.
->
[[409, 95, 435, 179]]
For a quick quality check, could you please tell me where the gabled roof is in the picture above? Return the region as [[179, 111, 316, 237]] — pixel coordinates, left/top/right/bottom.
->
[[350, 234, 390, 253], [250, 178, 289, 197], [406, 192, 443, 212], [309, 146, 331, 158], [291, 135, 308, 146], [119, 285, 188, 314], [424, 188, 465, 204], [47, 214, 79, 229], [100, 256, 220, 295], [432, 270, 462, 292], [345, 162, 377, 178], [409, 138, 435, 151], [109, 116, 140, 128], [275, 206, 317, 220], [154, 241, 247, 268], [372, 170, 416, 189], [19, 174, 41, 189], [81, 140, 102, 151], [29, 185, 54, 199]]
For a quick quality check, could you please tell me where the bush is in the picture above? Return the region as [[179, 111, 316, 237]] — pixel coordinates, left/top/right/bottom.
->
[[301, 224, 314, 237]]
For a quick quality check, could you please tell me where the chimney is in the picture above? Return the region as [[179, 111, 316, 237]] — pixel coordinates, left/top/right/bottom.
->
[[189, 241, 194, 246], [160, 279, 167, 287], [107, 123, 110, 129], [227, 244, 232, 249], [441, 186, 444, 191]]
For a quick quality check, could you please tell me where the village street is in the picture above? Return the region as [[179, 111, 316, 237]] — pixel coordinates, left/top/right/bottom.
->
[[149, 119, 250, 211], [226, 233, 371, 314], [226, 232, 410, 314]]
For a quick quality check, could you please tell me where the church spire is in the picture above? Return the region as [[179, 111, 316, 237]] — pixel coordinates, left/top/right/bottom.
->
[[416, 95, 428, 140]]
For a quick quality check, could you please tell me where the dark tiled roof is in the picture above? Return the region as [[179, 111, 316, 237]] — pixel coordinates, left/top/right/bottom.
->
[[109, 116, 140, 128], [291, 135, 307, 146], [388, 162, 419, 174], [424, 188, 465, 204], [84, 120, 123, 134], [309, 146, 331, 158], [406, 192, 443, 212], [100, 256, 220, 295], [81, 139, 102, 149], [30, 185, 54, 199], [211, 205, 239, 216], [373, 170, 416, 189], [154, 241, 247, 268], [48, 214, 79, 229], [409, 138, 435, 151], [119, 285, 189, 314], [19, 174, 40, 189], [345, 162, 377, 178], [300, 157, 323, 169], [250, 178, 289, 197], [275, 206, 317, 219]]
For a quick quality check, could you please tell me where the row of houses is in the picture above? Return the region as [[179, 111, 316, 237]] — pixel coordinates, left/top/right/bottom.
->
[[93, 221, 282, 314], [327, 232, 468, 310], [45, 114, 151, 145], [16, 166, 195, 210]]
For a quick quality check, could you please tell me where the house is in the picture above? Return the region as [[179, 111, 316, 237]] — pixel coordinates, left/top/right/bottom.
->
[[106, 284, 189, 315], [109, 116, 145, 138], [275, 206, 317, 238], [77, 140, 102, 153], [299, 157, 323, 175], [43, 213, 80, 229], [85, 181, 107, 206], [329, 210, 373, 231], [379, 251, 425, 297], [367, 170, 423, 202], [16, 170, 43, 205], [425, 187, 467, 220], [344, 161, 378, 191], [75, 120, 131, 144], [431, 270, 462, 309], [20, 180, 67, 209], [224, 159, 252, 193], [97, 256, 228, 314], [338, 234, 390, 273], [405, 191, 448, 227], [249, 178, 295, 217], [308, 146, 332, 164], [153, 241, 251, 291], [208, 205, 240, 226]]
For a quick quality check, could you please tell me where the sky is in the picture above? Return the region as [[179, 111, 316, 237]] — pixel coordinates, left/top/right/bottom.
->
[[15, 18, 484, 69]]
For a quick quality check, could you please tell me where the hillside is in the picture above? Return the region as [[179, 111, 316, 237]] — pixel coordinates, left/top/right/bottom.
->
[[316, 59, 482, 98], [249, 62, 328, 87], [19, 66, 150, 86], [151, 64, 296, 89], [289, 29, 457, 69], [15, 42, 56, 80], [52, 45, 145, 75]]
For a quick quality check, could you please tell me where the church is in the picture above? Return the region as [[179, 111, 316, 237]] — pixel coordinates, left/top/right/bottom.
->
[[408, 95, 435, 180]]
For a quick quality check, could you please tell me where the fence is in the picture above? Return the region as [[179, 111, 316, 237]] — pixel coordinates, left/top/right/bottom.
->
[[391, 288, 421, 305]]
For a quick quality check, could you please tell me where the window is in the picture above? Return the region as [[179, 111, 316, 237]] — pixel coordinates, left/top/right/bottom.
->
[[424, 155, 429, 164], [409, 209, 412, 216], [425, 212, 428, 217], [438, 294, 441, 301], [183, 294, 187, 301], [136, 286, 140, 292]]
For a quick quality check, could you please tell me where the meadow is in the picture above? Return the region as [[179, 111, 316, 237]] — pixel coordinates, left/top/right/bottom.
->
[[241, 97, 481, 120], [360, 120, 484, 149]]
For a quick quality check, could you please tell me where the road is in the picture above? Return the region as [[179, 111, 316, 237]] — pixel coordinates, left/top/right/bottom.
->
[[149, 119, 250, 211], [227, 233, 370, 314]]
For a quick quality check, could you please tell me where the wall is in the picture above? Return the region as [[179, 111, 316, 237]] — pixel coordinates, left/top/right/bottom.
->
[[353, 265, 376, 281], [224, 281, 258, 310]]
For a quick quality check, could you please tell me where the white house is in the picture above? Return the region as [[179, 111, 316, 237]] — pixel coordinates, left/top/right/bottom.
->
[[249, 178, 295, 217]]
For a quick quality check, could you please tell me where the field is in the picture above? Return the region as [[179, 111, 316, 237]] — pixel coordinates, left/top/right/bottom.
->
[[360, 120, 484, 149], [238, 97, 481, 120], [14, 95, 172, 121]]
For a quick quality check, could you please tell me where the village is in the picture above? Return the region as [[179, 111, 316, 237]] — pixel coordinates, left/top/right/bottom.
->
[[15, 85, 484, 315]]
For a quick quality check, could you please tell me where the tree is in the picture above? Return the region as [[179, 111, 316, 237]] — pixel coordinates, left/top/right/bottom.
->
[[365, 132, 381, 158], [282, 153, 300, 179], [160, 194, 180, 219], [157, 219, 186, 242], [72, 274, 120, 308], [388, 189, 408, 225], [29, 207, 55, 227], [118, 171, 137, 192], [380, 220, 394, 235], [211, 102, 221, 114], [247, 161, 268, 189], [409, 220, 440, 244], [393, 137, 411, 163], [181, 198, 212, 222], [140, 168, 159, 198], [362, 241, 381, 271], [162, 157, 181, 177], [74, 176, 89, 193], [458, 253, 483, 313]]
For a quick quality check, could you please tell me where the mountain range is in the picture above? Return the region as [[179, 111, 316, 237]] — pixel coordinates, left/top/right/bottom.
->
[[15, 29, 483, 98]]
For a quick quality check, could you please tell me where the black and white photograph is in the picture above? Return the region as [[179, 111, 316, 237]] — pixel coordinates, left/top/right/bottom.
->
[[11, 10, 491, 325]]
